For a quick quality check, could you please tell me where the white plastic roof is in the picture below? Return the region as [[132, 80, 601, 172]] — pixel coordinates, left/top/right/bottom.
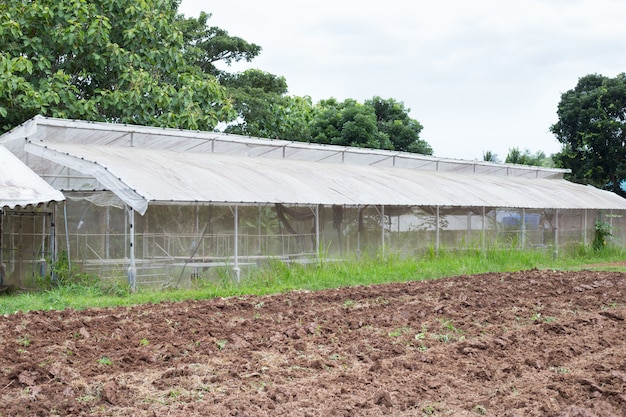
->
[[0, 145, 65, 210], [23, 141, 626, 215], [2, 115, 625, 215], [1, 115, 569, 179]]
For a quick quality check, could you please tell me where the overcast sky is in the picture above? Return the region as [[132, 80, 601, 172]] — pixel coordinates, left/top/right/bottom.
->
[[178, 0, 626, 161]]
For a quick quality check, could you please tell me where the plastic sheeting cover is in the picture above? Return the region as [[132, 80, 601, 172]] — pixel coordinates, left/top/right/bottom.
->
[[24, 141, 626, 215], [2, 115, 569, 179], [0, 145, 65, 209]]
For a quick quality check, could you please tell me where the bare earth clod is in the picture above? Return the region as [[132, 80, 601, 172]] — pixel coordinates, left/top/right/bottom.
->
[[1, 269, 626, 416]]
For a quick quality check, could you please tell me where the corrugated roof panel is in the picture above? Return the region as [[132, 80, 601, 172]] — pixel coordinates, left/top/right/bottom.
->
[[0, 146, 65, 209]]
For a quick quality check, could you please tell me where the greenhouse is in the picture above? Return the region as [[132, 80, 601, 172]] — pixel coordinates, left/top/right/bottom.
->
[[2, 115, 626, 289], [0, 144, 65, 288]]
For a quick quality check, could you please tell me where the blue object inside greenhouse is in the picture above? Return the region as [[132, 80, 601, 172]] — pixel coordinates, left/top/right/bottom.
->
[[501, 213, 541, 230]]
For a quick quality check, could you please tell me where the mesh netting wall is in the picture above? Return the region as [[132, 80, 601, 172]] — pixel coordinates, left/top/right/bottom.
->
[[0, 207, 55, 288], [52, 200, 626, 287]]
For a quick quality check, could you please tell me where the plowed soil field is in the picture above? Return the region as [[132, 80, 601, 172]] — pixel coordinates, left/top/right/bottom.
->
[[1, 268, 626, 416]]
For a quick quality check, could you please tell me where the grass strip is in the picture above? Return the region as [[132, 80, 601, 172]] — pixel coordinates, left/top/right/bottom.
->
[[1, 246, 625, 315]]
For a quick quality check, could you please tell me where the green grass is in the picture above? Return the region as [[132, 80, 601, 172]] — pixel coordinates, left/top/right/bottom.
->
[[1, 245, 625, 315]]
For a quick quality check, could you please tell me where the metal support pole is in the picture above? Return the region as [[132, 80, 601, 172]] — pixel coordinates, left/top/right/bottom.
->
[[128, 206, 136, 292], [554, 208, 559, 258], [356, 205, 361, 259], [257, 205, 262, 255], [105, 206, 110, 259], [583, 209, 587, 246], [315, 205, 320, 261], [124, 206, 128, 259], [233, 204, 240, 282], [521, 208, 526, 250], [0, 209, 4, 285], [435, 205, 440, 254], [195, 202, 200, 236], [466, 211, 472, 249], [63, 202, 71, 272], [50, 206, 57, 279], [381, 205, 385, 257], [41, 214, 46, 259], [481, 206, 486, 252], [397, 213, 401, 253]]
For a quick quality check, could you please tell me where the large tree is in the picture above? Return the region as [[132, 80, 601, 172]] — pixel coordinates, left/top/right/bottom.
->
[[221, 90, 433, 154], [309, 98, 393, 149], [220, 69, 313, 141], [366, 96, 431, 154], [307, 97, 432, 154], [1, 1, 432, 155], [551, 73, 626, 196], [0, 0, 263, 133], [178, 11, 261, 78]]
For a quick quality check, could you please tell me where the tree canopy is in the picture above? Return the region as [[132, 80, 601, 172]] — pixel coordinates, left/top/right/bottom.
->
[[0, 0, 260, 132], [550, 73, 626, 196], [178, 11, 261, 78], [220, 68, 313, 141], [307, 97, 432, 154], [1, 0, 432, 155], [220, 86, 433, 154]]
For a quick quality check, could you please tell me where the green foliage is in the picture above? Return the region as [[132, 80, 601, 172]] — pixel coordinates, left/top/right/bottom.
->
[[505, 147, 554, 167], [39, 251, 130, 298], [0, 0, 237, 133], [593, 219, 613, 251], [474, 405, 487, 415], [46, 251, 98, 288], [17, 335, 31, 347], [221, 69, 313, 140], [388, 326, 411, 337], [482, 150, 499, 163], [550, 73, 626, 196], [308, 97, 432, 154], [1, 1, 431, 157], [178, 11, 262, 77], [2, 247, 626, 315], [367, 96, 431, 154], [219, 80, 433, 155], [97, 356, 112, 366]]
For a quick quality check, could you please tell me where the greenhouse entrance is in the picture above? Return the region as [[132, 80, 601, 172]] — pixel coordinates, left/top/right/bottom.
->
[[0, 208, 57, 288]]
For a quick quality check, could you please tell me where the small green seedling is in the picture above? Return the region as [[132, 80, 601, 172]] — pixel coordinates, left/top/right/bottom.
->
[[98, 356, 112, 366]]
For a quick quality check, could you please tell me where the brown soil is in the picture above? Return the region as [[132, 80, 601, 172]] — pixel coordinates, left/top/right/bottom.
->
[[1, 269, 626, 416]]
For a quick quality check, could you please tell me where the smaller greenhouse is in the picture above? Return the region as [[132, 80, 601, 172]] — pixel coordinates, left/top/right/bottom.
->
[[2, 116, 626, 289], [0, 145, 65, 288]]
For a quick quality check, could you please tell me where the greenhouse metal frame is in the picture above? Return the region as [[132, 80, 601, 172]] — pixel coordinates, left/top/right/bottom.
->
[[2, 116, 626, 289]]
